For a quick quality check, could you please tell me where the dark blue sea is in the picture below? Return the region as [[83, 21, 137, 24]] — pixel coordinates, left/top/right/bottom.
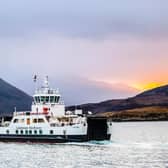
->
[[0, 121, 168, 168]]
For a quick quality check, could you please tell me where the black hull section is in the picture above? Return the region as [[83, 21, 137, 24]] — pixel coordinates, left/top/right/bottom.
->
[[0, 134, 87, 143], [0, 134, 111, 143], [87, 117, 111, 141]]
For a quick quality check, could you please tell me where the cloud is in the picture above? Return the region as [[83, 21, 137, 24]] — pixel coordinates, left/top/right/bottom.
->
[[0, 1, 168, 104], [5, 75, 139, 105], [56, 77, 139, 105], [0, 0, 168, 39], [0, 33, 168, 96]]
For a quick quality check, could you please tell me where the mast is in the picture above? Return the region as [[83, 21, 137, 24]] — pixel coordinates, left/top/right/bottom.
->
[[33, 75, 38, 92], [43, 76, 49, 88]]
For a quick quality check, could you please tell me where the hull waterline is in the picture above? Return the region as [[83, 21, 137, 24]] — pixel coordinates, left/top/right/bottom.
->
[[0, 134, 111, 143]]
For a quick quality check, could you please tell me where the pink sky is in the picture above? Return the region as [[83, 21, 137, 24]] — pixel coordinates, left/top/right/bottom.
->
[[0, 0, 168, 104]]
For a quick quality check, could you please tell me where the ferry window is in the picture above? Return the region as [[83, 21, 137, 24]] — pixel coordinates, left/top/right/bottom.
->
[[20, 130, 23, 134], [35, 96, 40, 103], [25, 130, 28, 134], [50, 130, 53, 134], [46, 96, 49, 103], [29, 130, 32, 134], [20, 119, 24, 123], [6, 130, 9, 134], [39, 130, 43, 134], [50, 96, 54, 103], [55, 96, 58, 103], [34, 130, 37, 134], [16, 130, 18, 134], [41, 96, 46, 103], [35, 96, 38, 103], [38, 96, 40, 103], [13, 119, 19, 123], [54, 96, 57, 103], [57, 96, 60, 102], [33, 119, 38, 123], [38, 118, 45, 123], [32, 118, 45, 123], [27, 118, 30, 125]]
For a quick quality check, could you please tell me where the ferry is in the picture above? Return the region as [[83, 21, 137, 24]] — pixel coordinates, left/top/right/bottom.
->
[[0, 77, 112, 143]]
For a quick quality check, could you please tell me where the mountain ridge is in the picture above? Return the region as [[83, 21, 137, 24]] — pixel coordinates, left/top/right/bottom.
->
[[67, 84, 168, 114]]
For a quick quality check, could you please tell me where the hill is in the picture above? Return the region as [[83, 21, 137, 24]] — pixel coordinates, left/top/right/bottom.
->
[[0, 79, 32, 116], [99, 106, 168, 121], [67, 85, 168, 114]]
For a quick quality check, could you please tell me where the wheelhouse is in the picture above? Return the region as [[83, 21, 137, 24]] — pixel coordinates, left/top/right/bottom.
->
[[34, 95, 60, 104]]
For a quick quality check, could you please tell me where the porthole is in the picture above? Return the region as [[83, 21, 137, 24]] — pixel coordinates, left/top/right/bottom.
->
[[20, 130, 23, 134], [34, 130, 37, 134], [6, 130, 9, 134], [25, 130, 28, 134], [39, 130, 43, 134], [29, 130, 32, 134], [16, 130, 18, 134], [50, 130, 53, 134]]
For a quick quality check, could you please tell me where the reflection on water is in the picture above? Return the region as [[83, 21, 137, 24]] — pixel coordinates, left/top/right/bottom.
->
[[0, 121, 168, 168]]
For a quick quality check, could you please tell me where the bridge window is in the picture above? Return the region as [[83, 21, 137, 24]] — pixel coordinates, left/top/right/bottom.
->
[[46, 96, 49, 103], [34, 96, 40, 103], [50, 96, 55, 103], [56, 96, 60, 103], [41, 96, 46, 103], [35, 96, 38, 103]]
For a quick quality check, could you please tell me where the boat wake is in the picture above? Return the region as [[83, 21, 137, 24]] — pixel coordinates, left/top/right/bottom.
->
[[1, 139, 168, 150], [62, 140, 168, 149]]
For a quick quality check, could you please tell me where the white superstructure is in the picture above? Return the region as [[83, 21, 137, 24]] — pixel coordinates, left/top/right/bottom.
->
[[32, 76, 65, 117]]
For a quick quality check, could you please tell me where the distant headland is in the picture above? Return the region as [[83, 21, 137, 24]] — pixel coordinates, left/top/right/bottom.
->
[[67, 84, 168, 121]]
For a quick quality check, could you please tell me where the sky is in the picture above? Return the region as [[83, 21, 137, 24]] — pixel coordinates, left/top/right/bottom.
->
[[0, 0, 168, 105]]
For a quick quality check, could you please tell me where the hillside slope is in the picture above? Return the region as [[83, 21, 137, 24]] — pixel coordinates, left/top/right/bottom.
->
[[67, 85, 168, 114], [100, 106, 168, 121], [0, 79, 32, 116]]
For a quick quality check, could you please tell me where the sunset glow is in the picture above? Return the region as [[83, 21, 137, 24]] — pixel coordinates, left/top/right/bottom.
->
[[132, 82, 167, 91], [0, 0, 168, 104]]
